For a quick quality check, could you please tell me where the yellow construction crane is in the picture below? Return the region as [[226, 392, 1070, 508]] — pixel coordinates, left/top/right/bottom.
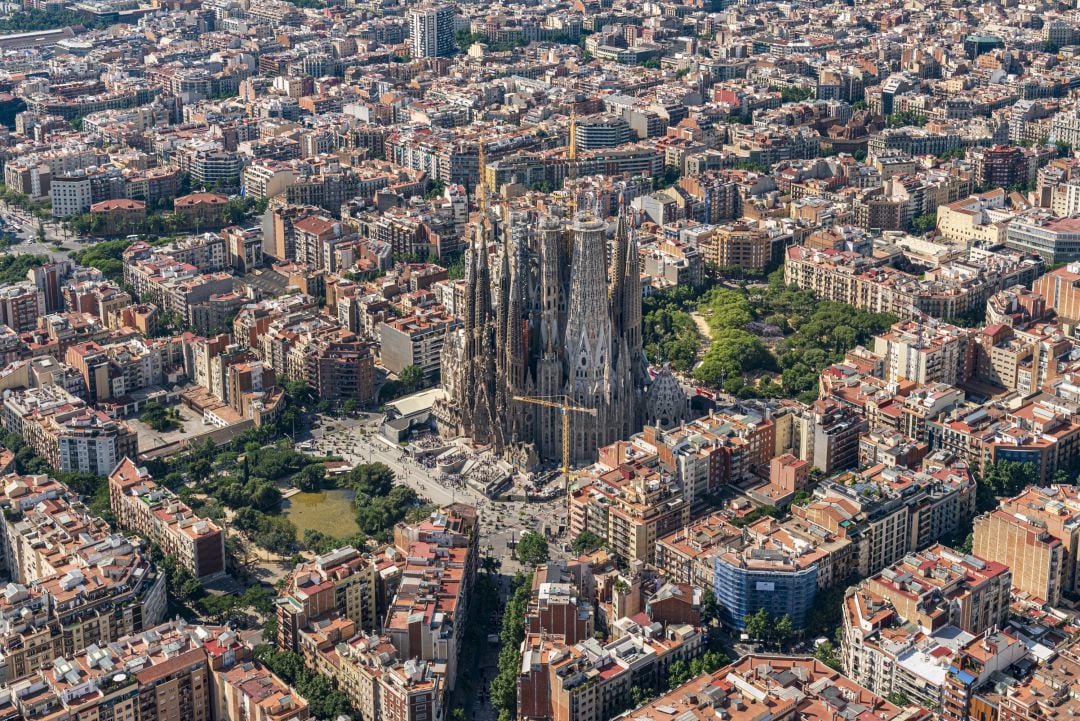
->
[[512, 394, 597, 491]]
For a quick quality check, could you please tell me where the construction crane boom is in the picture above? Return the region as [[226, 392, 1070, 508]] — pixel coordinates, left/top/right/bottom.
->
[[512, 394, 597, 492]]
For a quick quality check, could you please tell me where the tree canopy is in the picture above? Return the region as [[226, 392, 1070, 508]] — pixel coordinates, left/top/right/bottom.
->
[[516, 531, 549, 566], [696, 271, 894, 402]]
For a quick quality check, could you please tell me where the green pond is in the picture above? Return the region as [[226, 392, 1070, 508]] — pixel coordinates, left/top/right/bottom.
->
[[282, 488, 360, 539]]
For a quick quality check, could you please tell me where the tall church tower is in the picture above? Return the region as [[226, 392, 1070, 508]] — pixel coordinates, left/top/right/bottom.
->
[[609, 200, 644, 435], [533, 214, 567, 459], [454, 143, 502, 450], [564, 211, 617, 463], [440, 193, 655, 468]]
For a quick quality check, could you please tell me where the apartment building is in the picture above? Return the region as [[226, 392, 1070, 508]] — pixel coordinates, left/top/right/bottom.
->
[[858, 428, 928, 469], [569, 439, 690, 564], [872, 319, 973, 386], [384, 504, 478, 690], [0, 284, 46, 332], [379, 308, 461, 380], [108, 458, 226, 579], [864, 544, 1011, 636], [125, 235, 229, 274], [972, 145, 1029, 189], [794, 398, 869, 475], [794, 463, 976, 578], [280, 324, 376, 406], [124, 258, 234, 323], [994, 486, 1080, 597], [712, 528, 819, 630], [1006, 213, 1080, 264], [842, 582, 1026, 711], [276, 546, 381, 653], [936, 194, 1010, 246], [50, 166, 124, 218], [65, 280, 133, 325], [524, 561, 596, 645], [974, 507, 1065, 605], [221, 226, 265, 274], [699, 222, 771, 271], [1033, 262, 1080, 326], [1, 386, 138, 475], [937, 396, 1080, 483], [627, 656, 920, 721], [292, 214, 344, 271], [216, 663, 310, 721], [784, 245, 1044, 320], [998, 642, 1080, 721], [0, 622, 269, 721], [972, 483, 1080, 604], [655, 513, 742, 588], [986, 285, 1049, 328], [0, 472, 165, 682], [518, 616, 702, 721], [301, 624, 448, 721], [409, 6, 456, 58], [65, 337, 174, 403], [643, 412, 756, 506]]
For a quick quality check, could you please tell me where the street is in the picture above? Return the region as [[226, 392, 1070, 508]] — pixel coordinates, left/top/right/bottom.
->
[[0, 203, 83, 262], [306, 415, 574, 721], [307, 415, 571, 576]]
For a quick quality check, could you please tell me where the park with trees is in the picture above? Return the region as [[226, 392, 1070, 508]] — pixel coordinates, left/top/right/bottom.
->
[[690, 270, 895, 402]]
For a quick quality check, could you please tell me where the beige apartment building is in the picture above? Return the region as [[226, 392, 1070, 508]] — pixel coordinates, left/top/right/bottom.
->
[[974, 508, 1065, 605], [109, 457, 226, 579]]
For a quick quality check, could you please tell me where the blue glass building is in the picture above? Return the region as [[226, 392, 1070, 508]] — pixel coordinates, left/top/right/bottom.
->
[[712, 549, 818, 630]]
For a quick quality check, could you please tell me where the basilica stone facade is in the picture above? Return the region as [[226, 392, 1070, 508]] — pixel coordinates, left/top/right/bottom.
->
[[436, 188, 688, 467]]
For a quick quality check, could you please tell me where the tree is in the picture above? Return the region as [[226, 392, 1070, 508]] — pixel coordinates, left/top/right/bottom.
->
[[399, 364, 426, 393], [630, 685, 653, 707], [730, 505, 781, 528], [516, 531, 549, 566], [294, 463, 327, 492], [200, 593, 238, 623], [743, 607, 771, 641], [346, 463, 395, 496], [139, 402, 179, 432], [888, 110, 927, 128], [912, 211, 937, 235], [702, 589, 720, 625], [426, 178, 446, 199], [481, 556, 501, 575], [643, 307, 700, 371], [775, 85, 813, 103], [773, 614, 795, 649], [887, 692, 909, 707], [0, 8, 111, 33], [977, 461, 1037, 512], [571, 531, 603, 555], [254, 647, 355, 720], [688, 649, 729, 677], [490, 575, 532, 718], [667, 659, 692, 688], [814, 639, 843, 671], [657, 165, 680, 188]]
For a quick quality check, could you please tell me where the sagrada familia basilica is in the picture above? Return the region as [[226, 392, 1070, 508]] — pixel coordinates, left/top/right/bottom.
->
[[435, 148, 691, 469]]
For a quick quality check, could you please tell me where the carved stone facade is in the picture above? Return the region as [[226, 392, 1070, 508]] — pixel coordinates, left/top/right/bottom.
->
[[438, 199, 649, 466]]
